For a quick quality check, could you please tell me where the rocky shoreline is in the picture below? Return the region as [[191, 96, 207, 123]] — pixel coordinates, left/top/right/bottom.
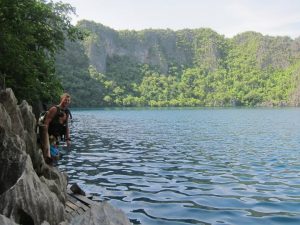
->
[[0, 88, 131, 225]]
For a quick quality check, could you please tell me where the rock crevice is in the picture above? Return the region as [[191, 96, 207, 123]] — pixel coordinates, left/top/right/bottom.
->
[[0, 88, 131, 225]]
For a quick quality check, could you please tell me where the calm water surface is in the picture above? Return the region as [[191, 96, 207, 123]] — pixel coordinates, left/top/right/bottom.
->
[[58, 108, 300, 225]]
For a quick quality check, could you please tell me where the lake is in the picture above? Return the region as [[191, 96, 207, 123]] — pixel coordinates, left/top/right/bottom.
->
[[58, 108, 300, 225]]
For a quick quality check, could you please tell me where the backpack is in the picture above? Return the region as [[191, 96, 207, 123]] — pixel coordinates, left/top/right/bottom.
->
[[37, 111, 47, 126], [36, 110, 47, 144], [37, 106, 71, 140], [36, 106, 69, 143], [37, 106, 69, 126]]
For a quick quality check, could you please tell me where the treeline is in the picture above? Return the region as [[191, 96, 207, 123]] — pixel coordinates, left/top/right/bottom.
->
[[0, 0, 82, 109], [2, 0, 299, 108], [55, 21, 300, 107], [86, 63, 300, 107]]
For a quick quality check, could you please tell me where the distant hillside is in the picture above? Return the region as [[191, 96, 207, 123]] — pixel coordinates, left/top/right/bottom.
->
[[77, 20, 226, 74], [55, 20, 300, 107]]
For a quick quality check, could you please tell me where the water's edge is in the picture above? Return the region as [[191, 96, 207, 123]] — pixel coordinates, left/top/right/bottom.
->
[[59, 108, 300, 225]]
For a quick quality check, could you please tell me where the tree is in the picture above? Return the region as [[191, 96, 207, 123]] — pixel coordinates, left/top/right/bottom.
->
[[0, 0, 82, 105]]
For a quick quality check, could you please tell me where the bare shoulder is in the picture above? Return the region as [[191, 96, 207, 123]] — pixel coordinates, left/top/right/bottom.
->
[[47, 106, 58, 117]]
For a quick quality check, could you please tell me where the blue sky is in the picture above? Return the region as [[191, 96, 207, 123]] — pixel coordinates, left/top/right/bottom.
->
[[53, 0, 300, 38]]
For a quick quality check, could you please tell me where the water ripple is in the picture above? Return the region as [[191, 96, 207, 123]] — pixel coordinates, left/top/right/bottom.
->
[[59, 108, 300, 225]]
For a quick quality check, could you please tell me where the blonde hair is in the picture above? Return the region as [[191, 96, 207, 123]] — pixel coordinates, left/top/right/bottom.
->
[[61, 93, 71, 100]]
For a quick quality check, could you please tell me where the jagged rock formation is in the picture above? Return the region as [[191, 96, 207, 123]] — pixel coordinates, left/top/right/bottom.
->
[[78, 20, 225, 74], [0, 88, 131, 225], [69, 203, 131, 225], [0, 88, 67, 225], [77, 20, 300, 75], [0, 214, 19, 225], [55, 20, 300, 108]]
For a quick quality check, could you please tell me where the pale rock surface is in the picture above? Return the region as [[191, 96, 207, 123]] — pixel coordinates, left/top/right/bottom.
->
[[0, 88, 132, 225], [69, 202, 131, 225]]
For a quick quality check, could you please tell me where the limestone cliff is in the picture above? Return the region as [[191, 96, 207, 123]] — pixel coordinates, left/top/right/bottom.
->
[[78, 20, 226, 74], [0, 88, 131, 225], [77, 20, 300, 75]]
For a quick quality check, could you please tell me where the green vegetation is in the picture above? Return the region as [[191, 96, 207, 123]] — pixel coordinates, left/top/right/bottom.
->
[[55, 40, 105, 107], [0, 0, 82, 105], [1, 0, 299, 108], [55, 21, 300, 107]]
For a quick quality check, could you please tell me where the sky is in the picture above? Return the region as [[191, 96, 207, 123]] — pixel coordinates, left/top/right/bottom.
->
[[53, 0, 300, 38]]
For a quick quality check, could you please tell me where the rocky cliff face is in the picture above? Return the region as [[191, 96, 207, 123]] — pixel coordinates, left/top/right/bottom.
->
[[231, 31, 300, 70], [77, 20, 300, 75], [78, 20, 225, 74], [0, 88, 131, 225], [0, 88, 67, 225]]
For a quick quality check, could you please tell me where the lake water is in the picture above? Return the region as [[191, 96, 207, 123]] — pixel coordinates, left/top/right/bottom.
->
[[58, 108, 300, 225]]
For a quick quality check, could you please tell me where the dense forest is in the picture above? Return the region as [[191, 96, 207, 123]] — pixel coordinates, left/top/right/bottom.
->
[[0, 0, 83, 111], [1, 1, 300, 109], [56, 20, 300, 107]]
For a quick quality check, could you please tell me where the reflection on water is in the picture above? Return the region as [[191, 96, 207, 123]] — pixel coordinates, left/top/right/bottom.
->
[[58, 108, 300, 225]]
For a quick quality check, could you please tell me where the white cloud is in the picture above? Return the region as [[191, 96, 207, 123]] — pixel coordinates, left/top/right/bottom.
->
[[53, 0, 300, 38]]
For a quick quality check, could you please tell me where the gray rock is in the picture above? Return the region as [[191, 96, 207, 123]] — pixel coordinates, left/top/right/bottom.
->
[[19, 100, 41, 171], [0, 89, 67, 225], [70, 183, 86, 196], [0, 103, 12, 133], [40, 169, 68, 204], [0, 88, 131, 225], [69, 202, 131, 225], [0, 88, 24, 138], [0, 214, 19, 225], [0, 156, 66, 225]]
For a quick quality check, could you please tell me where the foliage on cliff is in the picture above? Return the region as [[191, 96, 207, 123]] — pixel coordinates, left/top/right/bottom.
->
[[55, 20, 300, 107], [2, 1, 299, 108]]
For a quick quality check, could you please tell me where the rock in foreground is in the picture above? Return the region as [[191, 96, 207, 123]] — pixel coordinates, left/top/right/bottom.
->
[[0, 88, 131, 225]]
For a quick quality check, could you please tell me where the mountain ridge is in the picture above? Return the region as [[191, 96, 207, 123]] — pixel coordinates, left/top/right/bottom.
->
[[55, 20, 300, 107]]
